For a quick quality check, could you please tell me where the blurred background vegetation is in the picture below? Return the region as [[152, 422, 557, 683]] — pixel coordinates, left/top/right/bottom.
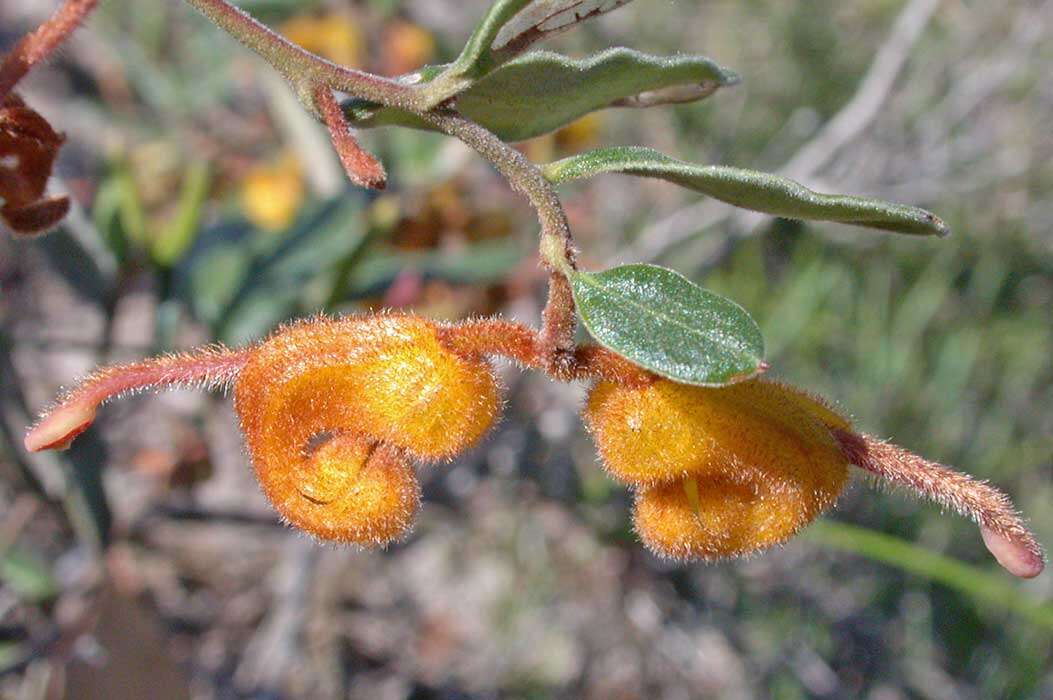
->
[[1, 0, 1050, 698]]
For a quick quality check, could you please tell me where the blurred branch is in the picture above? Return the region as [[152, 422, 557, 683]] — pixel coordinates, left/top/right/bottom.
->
[[0, 0, 99, 98], [623, 0, 942, 265], [234, 536, 319, 694], [780, 0, 943, 182]]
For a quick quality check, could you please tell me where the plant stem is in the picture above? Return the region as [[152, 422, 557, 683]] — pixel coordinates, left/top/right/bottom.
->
[[182, 0, 420, 109], [420, 111, 581, 367], [420, 111, 575, 265], [438, 319, 652, 386], [182, 1, 584, 367], [0, 0, 98, 99]]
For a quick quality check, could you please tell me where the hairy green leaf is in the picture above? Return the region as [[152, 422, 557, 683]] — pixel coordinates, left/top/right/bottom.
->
[[544, 146, 950, 236], [569, 264, 765, 386], [442, 0, 532, 83], [346, 49, 739, 142]]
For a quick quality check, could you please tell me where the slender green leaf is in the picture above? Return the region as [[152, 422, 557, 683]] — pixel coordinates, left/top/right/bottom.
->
[[152, 161, 211, 266], [347, 49, 739, 142], [569, 264, 765, 385], [544, 146, 950, 236], [421, 0, 532, 106], [426, 1, 640, 107], [808, 521, 1053, 630]]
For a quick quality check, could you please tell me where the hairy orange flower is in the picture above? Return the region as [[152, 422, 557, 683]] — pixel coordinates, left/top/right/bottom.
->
[[25, 313, 501, 545], [263, 434, 419, 545], [633, 472, 833, 560], [584, 375, 1043, 576], [21, 311, 1043, 576]]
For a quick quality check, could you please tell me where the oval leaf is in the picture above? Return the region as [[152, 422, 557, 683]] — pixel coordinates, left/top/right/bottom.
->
[[543, 146, 950, 237], [346, 49, 739, 143], [569, 264, 765, 386]]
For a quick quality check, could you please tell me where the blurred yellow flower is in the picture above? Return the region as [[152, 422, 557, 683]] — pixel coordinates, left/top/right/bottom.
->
[[522, 114, 605, 163], [281, 12, 363, 67], [240, 153, 305, 232], [555, 113, 603, 153]]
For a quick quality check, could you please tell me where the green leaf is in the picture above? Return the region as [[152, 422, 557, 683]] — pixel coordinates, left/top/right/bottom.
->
[[569, 264, 765, 386], [425, 1, 639, 107], [421, 0, 532, 106], [543, 146, 950, 236], [347, 49, 739, 142], [448, 0, 532, 77], [152, 161, 211, 266]]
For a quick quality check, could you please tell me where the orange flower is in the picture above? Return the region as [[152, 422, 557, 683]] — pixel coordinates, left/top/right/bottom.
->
[[585, 377, 848, 487], [235, 315, 500, 463], [585, 376, 1043, 576], [231, 314, 501, 542]]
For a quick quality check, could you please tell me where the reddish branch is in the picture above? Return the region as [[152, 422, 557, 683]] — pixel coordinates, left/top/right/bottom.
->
[[313, 86, 386, 190], [438, 318, 653, 387], [0, 0, 98, 99]]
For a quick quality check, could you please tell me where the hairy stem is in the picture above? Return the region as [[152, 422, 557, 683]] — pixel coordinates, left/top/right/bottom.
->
[[420, 111, 581, 367], [439, 319, 651, 386], [313, 86, 386, 190], [420, 112, 575, 265], [539, 272, 578, 375], [0, 0, 99, 98]]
